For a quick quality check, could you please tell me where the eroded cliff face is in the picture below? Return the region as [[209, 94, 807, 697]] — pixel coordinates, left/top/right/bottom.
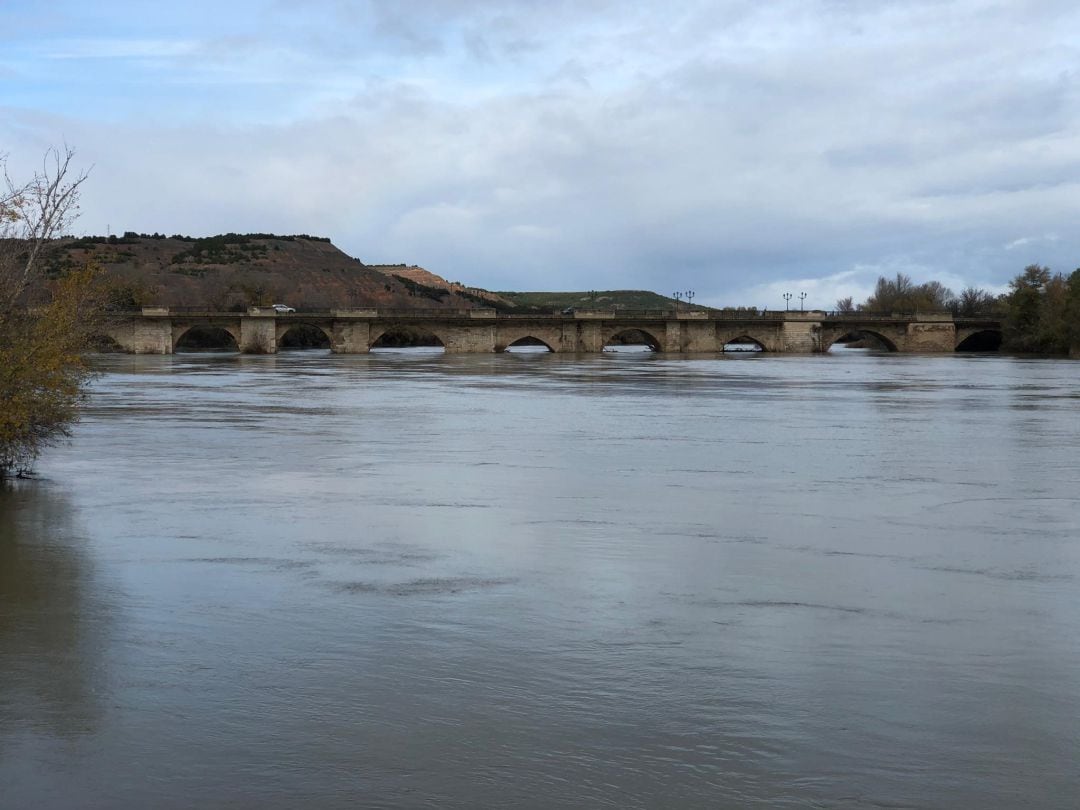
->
[[45, 234, 492, 310], [369, 264, 512, 308]]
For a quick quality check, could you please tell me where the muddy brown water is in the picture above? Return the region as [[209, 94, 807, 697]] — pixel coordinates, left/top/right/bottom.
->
[[2, 348, 1078, 808]]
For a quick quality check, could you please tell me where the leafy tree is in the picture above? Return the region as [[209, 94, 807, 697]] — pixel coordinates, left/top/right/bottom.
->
[[1038, 274, 1069, 352], [1066, 270, 1080, 357], [862, 272, 954, 312], [1003, 264, 1050, 352], [999, 264, 1080, 354], [1, 147, 103, 477]]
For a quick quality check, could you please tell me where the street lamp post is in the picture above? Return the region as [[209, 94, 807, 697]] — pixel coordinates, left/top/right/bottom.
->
[[673, 291, 683, 313], [799, 292, 807, 311], [783, 292, 792, 311], [685, 290, 695, 310]]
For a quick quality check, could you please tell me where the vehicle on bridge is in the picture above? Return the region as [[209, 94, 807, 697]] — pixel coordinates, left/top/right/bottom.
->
[[271, 304, 296, 313]]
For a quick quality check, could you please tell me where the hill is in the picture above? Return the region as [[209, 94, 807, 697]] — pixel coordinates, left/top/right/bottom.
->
[[498, 290, 698, 311], [375, 264, 513, 308], [44, 233, 493, 311], [40, 233, 697, 314]]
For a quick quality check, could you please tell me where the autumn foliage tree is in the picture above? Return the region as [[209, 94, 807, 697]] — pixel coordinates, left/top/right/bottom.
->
[[1, 147, 105, 477]]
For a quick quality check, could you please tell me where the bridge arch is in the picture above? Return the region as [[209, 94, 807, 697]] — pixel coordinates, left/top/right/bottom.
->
[[89, 333, 125, 353], [495, 325, 562, 353], [277, 322, 332, 350], [369, 324, 447, 351], [723, 334, 766, 352], [603, 327, 663, 352], [955, 329, 1002, 352], [504, 336, 554, 352], [820, 328, 900, 353], [174, 324, 240, 352]]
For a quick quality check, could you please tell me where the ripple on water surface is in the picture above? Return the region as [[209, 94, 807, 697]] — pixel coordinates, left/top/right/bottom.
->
[[2, 349, 1079, 809]]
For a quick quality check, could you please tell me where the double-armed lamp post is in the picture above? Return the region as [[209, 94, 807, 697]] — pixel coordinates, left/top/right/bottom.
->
[[673, 290, 695, 313], [783, 292, 793, 311]]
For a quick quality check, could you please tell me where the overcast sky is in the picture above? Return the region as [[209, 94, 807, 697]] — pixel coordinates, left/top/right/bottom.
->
[[3, 0, 1078, 307]]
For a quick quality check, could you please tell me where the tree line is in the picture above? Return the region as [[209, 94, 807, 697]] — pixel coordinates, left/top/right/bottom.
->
[[837, 269, 1080, 355]]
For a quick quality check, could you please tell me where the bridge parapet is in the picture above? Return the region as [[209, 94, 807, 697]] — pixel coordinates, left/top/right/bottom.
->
[[819, 310, 954, 321], [331, 308, 377, 318]]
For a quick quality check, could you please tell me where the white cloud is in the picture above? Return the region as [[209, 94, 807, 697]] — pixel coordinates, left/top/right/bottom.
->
[[731, 270, 876, 313], [1005, 233, 1060, 251], [4, 0, 1080, 297]]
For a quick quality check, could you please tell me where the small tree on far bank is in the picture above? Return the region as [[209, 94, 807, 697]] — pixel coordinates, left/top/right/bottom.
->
[[1, 147, 105, 477], [862, 273, 955, 312], [952, 286, 1001, 317]]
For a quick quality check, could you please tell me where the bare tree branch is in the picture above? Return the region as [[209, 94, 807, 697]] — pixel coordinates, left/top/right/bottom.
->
[[1, 146, 92, 309]]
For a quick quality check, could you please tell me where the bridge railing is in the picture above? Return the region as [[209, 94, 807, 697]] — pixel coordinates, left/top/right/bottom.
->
[[707, 310, 785, 320], [820, 310, 953, 319], [372, 308, 477, 317], [138, 306, 1003, 323]]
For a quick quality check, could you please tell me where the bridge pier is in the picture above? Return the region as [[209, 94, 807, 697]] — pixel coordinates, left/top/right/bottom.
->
[[442, 323, 496, 353], [572, 321, 605, 352], [903, 322, 956, 352], [780, 320, 820, 353], [332, 321, 370, 353], [107, 316, 173, 354], [240, 317, 277, 354]]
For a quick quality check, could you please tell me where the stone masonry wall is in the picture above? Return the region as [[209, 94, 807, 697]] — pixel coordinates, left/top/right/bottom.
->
[[107, 319, 173, 354], [904, 322, 956, 352]]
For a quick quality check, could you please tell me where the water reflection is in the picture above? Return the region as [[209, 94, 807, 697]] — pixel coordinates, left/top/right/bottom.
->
[[0, 483, 110, 743]]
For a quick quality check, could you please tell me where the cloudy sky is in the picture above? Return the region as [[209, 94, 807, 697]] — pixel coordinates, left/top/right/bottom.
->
[[3, 0, 1078, 307]]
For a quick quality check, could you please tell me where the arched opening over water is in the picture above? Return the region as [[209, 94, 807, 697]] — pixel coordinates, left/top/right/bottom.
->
[[956, 330, 1003, 352], [279, 324, 331, 351], [604, 328, 660, 353], [723, 335, 765, 353], [505, 336, 554, 353], [370, 326, 446, 352], [826, 330, 899, 353], [174, 325, 239, 352], [89, 334, 125, 353]]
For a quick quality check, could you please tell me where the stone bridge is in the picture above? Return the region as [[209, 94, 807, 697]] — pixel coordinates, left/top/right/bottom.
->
[[104, 307, 1004, 354]]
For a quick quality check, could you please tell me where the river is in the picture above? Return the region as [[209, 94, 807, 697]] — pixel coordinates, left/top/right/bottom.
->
[[2, 348, 1078, 808]]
